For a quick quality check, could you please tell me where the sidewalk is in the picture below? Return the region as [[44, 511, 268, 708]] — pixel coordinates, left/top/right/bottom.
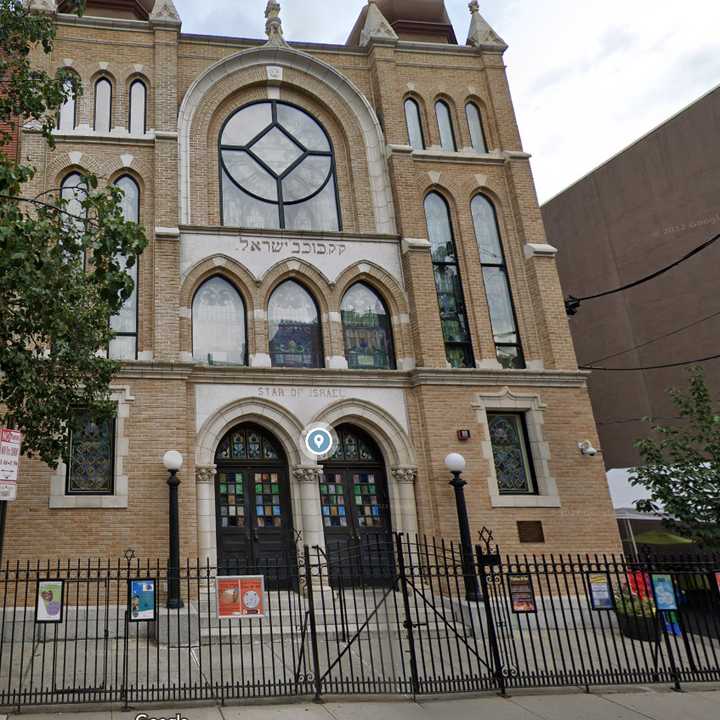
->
[[3, 688, 719, 720]]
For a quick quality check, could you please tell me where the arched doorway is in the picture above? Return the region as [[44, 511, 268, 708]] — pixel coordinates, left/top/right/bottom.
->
[[214, 424, 294, 576], [321, 424, 394, 584]]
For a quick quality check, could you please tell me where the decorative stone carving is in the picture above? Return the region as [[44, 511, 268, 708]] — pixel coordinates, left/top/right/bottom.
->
[[359, 0, 398, 47], [391, 467, 418, 485], [25, 0, 56, 12], [196, 465, 217, 484], [292, 466, 323, 484], [265, 1, 288, 47], [150, 0, 181, 27], [466, 1, 507, 50]]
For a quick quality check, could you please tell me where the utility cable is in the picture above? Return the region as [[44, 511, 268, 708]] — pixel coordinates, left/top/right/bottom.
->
[[581, 352, 720, 372]]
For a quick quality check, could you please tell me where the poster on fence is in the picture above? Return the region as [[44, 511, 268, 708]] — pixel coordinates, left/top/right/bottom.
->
[[129, 579, 157, 622], [508, 573, 536, 614], [651, 574, 678, 611], [217, 576, 265, 619], [36, 579, 64, 624], [715, 572, 720, 596], [587, 573, 614, 611]]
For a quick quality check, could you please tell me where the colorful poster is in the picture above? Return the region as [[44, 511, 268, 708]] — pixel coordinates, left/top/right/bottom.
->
[[36, 579, 64, 624], [129, 579, 156, 622], [651, 574, 678, 611], [715, 572, 720, 595], [0, 428, 22, 501], [217, 576, 265, 619], [588, 573, 614, 610], [508, 573, 536, 614]]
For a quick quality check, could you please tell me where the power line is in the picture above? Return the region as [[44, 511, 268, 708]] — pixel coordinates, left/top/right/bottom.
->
[[581, 352, 720, 372], [598, 416, 681, 427], [583, 308, 720, 367], [565, 231, 720, 315]]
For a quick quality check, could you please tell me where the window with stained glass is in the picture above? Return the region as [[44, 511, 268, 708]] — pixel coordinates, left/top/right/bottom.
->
[[129, 80, 147, 135], [94, 78, 112, 133], [424, 192, 475, 368], [254, 472, 283, 528], [330, 426, 380, 462], [57, 78, 77, 131], [471, 194, 525, 369], [465, 102, 488, 154], [220, 101, 340, 231], [341, 283, 395, 370], [192, 276, 246, 365], [215, 426, 281, 462], [268, 280, 323, 368], [217, 470, 246, 529], [487, 413, 536, 495], [320, 472, 348, 528], [435, 100, 456, 152], [404, 98, 425, 150], [66, 411, 115, 495]]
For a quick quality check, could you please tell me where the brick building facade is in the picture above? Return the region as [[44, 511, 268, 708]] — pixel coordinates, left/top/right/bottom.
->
[[10, 0, 620, 565]]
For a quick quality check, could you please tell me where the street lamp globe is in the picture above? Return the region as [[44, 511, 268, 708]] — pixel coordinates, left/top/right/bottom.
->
[[444, 453, 466, 474], [163, 450, 184, 472]]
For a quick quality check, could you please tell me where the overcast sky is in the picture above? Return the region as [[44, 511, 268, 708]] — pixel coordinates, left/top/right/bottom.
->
[[173, 0, 720, 203]]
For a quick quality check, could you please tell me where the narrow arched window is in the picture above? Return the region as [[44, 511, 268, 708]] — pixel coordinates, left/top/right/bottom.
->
[[342, 283, 396, 370], [465, 102, 488, 154], [404, 98, 425, 150], [109, 176, 140, 360], [94, 78, 112, 133], [471, 195, 525, 369], [60, 172, 86, 222], [220, 101, 341, 232], [435, 100, 456, 152], [57, 78, 77, 131], [424, 193, 474, 368], [192, 276, 247, 365], [128, 80, 147, 135], [268, 280, 323, 368]]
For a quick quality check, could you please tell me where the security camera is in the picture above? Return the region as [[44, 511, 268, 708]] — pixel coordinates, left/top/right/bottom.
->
[[578, 440, 599, 457]]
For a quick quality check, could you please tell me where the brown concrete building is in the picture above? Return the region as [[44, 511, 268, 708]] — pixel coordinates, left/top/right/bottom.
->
[[9, 0, 619, 567], [542, 85, 720, 471]]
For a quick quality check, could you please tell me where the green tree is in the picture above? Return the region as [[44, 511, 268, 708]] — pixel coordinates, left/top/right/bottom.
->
[[0, 0, 147, 466], [631, 367, 720, 547]]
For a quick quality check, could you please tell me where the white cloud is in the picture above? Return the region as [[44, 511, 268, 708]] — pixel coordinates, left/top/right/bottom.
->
[[173, 0, 720, 202]]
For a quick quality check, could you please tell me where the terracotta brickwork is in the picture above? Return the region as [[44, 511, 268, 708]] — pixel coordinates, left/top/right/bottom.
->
[[7, 3, 619, 562]]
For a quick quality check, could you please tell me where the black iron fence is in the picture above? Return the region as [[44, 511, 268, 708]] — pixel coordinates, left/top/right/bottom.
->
[[0, 533, 718, 709]]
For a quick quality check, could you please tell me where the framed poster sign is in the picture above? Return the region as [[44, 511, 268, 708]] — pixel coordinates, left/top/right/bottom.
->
[[508, 573, 537, 614], [217, 576, 265, 619], [651, 574, 678, 611], [587, 573, 614, 611], [129, 579, 157, 622], [36, 579, 64, 624]]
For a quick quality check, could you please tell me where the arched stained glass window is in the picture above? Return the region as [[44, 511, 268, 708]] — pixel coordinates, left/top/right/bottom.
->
[[67, 411, 115, 495], [424, 193, 474, 368], [404, 98, 425, 150], [341, 283, 395, 370], [435, 100, 456, 152], [109, 176, 140, 360], [488, 413, 536, 495], [128, 80, 147, 135], [471, 195, 525, 369], [192, 276, 247, 365], [57, 78, 77, 131], [220, 101, 341, 232], [94, 78, 112, 133], [268, 280, 323, 368], [465, 102, 488, 154], [60, 172, 86, 222]]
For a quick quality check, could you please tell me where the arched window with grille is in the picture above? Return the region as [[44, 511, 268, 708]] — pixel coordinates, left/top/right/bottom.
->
[[109, 176, 140, 360], [268, 279, 323, 368], [220, 101, 341, 232], [57, 78, 77, 131], [424, 192, 474, 368], [128, 79, 147, 135], [341, 283, 395, 370], [471, 194, 525, 369], [434, 100, 456, 152], [192, 276, 247, 365], [465, 102, 488, 154], [94, 78, 112, 133], [404, 98, 425, 150]]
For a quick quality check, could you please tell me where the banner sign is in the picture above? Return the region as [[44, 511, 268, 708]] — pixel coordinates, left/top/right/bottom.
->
[[36, 579, 64, 624], [651, 574, 678, 611], [217, 576, 265, 619], [0, 429, 22, 501], [715, 572, 720, 596], [129, 579, 157, 622], [587, 573, 614, 611], [508, 573, 537, 614]]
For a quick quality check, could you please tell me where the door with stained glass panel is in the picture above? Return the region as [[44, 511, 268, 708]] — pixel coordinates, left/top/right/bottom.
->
[[320, 425, 394, 585], [214, 424, 295, 585]]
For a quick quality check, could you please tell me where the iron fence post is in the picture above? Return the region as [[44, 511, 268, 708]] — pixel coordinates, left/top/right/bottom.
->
[[395, 533, 420, 696], [476, 543, 507, 696], [303, 545, 323, 702]]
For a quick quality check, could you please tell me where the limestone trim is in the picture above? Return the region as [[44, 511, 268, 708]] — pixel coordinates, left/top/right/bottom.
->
[[524, 243, 559, 259], [49, 386, 134, 510], [292, 466, 323, 483], [466, 0, 508, 50], [472, 386, 560, 509], [391, 466, 417, 485], [177, 45, 396, 234], [196, 465, 217, 484], [359, 2, 399, 46]]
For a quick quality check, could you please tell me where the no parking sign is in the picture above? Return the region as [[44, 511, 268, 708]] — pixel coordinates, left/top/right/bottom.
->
[[0, 429, 22, 501]]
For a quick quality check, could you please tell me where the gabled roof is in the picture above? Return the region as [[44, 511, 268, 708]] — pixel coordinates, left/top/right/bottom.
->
[[58, 0, 152, 21]]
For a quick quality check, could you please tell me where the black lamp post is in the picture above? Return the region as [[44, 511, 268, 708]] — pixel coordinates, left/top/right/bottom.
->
[[445, 453, 480, 603], [163, 450, 184, 609]]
